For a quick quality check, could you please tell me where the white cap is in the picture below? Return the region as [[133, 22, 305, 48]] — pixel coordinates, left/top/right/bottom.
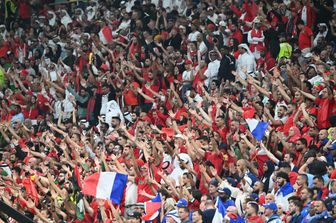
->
[[219, 21, 227, 27], [304, 52, 313, 58]]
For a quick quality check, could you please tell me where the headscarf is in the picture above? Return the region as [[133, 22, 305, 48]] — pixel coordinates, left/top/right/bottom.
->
[[169, 153, 194, 185], [313, 23, 328, 47], [86, 6, 97, 21], [47, 11, 57, 27], [238, 43, 254, 57], [288, 126, 301, 142], [0, 25, 8, 40], [60, 10, 73, 28], [261, 160, 275, 193]]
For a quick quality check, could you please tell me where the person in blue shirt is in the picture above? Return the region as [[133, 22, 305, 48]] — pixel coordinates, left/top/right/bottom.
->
[[299, 187, 314, 220], [217, 187, 235, 209], [263, 202, 281, 223], [310, 200, 334, 223], [11, 104, 24, 126], [287, 197, 303, 223]]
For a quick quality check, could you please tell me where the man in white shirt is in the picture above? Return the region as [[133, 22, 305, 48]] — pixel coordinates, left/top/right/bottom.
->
[[204, 50, 220, 88], [236, 44, 256, 79], [188, 23, 201, 42], [182, 60, 195, 102], [207, 6, 218, 24]]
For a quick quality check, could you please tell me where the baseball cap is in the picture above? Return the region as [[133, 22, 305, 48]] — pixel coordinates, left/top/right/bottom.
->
[[127, 211, 142, 219], [185, 59, 193, 65], [219, 21, 227, 27], [263, 202, 278, 212], [176, 198, 188, 207], [304, 52, 313, 58], [217, 187, 231, 196]]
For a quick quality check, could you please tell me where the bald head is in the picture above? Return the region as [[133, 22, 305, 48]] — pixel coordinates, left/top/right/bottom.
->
[[226, 206, 238, 215], [265, 193, 275, 203]]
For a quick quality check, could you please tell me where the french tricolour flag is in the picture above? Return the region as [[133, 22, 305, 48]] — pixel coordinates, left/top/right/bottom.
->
[[212, 197, 226, 223], [246, 119, 269, 141], [82, 172, 128, 204], [142, 193, 162, 221]]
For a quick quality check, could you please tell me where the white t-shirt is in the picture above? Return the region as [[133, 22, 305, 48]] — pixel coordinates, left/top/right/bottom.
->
[[188, 31, 201, 42], [182, 70, 194, 82]]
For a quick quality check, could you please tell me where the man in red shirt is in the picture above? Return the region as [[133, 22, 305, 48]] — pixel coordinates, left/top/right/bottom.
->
[[245, 201, 263, 223], [297, 20, 314, 56]]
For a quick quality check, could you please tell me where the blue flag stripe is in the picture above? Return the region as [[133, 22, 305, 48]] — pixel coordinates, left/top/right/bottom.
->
[[110, 173, 128, 204]]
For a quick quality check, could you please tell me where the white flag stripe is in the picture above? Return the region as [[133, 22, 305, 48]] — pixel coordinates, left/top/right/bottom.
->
[[246, 118, 258, 131], [96, 172, 116, 199]]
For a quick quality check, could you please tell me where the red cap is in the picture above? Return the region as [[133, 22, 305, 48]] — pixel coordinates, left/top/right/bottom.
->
[[207, 23, 216, 31], [100, 64, 109, 71], [185, 59, 193, 65], [20, 70, 29, 76]]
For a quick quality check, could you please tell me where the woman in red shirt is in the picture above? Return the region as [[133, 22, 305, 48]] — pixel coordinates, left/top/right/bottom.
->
[[22, 95, 39, 120]]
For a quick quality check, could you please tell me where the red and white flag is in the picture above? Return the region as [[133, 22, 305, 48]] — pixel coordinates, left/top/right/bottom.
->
[[98, 26, 113, 44]]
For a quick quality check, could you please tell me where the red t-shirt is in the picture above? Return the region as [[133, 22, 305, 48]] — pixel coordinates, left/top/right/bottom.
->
[[136, 175, 154, 202], [23, 107, 39, 119], [123, 82, 140, 106], [204, 151, 224, 174], [298, 26, 313, 50], [246, 215, 264, 223]]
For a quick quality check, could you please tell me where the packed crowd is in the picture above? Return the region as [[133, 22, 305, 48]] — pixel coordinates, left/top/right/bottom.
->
[[0, 0, 336, 222]]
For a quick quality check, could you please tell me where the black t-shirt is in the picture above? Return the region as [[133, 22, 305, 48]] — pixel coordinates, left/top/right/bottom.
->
[[202, 208, 216, 222], [313, 0, 334, 23]]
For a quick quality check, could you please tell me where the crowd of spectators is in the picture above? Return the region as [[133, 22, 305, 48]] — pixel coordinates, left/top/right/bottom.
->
[[0, 0, 336, 222]]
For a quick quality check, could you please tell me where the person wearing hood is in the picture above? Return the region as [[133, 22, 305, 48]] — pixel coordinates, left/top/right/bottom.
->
[[261, 160, 275, 193], [313, 23, 332, 47], [236, 43, 256, 80]]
